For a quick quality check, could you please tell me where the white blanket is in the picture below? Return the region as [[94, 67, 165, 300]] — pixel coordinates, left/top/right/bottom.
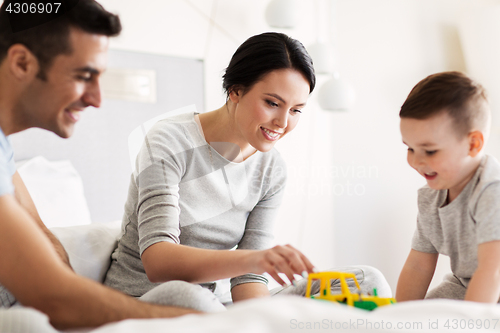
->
[[3, 223, 500, 332], [3, 296, 499, 333], [89, 296, 500, 333]]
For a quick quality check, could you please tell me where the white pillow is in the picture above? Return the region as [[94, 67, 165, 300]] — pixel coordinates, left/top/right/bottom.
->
[[17, 156, 92, 228], [0, 307, 57, 333], [50, 221, 122, 283]]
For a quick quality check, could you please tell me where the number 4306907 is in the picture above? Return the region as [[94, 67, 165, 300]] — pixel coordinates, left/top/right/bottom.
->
[[6, 2, 61, 14]]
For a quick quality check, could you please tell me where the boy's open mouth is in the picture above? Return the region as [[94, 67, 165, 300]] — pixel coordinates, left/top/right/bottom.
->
[[424, 172, 437, 180]]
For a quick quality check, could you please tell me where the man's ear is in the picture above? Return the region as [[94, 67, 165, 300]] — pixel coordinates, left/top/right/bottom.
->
[[7, 44, 39, 81], [468, 130, 484, 157]]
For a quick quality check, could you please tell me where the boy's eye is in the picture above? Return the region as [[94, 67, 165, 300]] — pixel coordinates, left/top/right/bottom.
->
[[407, 148, 414, 153], [426, 150, 437, 156], [291, 109, 302, 114]]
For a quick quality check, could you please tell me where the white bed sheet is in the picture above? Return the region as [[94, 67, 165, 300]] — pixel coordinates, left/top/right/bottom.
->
[[3, 295, 500, 333], [3, 223, 500, 333], [87, 296, 500, 333]]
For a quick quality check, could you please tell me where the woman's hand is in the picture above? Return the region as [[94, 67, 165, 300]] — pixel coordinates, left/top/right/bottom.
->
[[245, 244, 316, 286]]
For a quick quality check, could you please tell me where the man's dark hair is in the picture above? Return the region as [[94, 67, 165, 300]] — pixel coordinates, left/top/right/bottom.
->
[[223, 32, 316, 96], [400, 71, 489, 137], [0, 0, 121, 80]]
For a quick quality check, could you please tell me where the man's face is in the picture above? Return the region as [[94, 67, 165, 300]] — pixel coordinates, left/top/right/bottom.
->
[[20, 27, 109, 138]]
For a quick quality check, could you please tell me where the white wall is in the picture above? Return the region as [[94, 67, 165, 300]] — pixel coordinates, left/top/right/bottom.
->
[[99, 0, 500, 293]]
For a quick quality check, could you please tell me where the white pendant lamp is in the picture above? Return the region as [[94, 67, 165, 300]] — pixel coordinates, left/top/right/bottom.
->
[[265, 0, 299, 28], [309, 0, 355, 111], [307, 42, 335, 74], [317, 72, 355, 111]]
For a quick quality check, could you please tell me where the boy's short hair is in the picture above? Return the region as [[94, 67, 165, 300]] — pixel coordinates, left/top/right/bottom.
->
[[0, 0, 121, 80], [400, 71, 489, 137]]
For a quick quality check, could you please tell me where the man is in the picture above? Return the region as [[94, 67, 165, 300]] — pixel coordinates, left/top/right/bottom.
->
[[0, 0, 199, 329]]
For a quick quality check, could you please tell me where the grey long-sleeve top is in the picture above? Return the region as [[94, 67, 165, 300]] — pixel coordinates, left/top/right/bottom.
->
[[104, 112, 287, 297]]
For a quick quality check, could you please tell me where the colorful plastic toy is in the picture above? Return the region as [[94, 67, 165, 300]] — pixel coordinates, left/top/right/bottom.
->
[[305, 271, 396, 311]]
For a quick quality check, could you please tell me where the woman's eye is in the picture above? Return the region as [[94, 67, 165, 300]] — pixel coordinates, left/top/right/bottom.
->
[[407, 148, 414, 153], [291, 109, 302, 114], [266, 100, 279, 107]]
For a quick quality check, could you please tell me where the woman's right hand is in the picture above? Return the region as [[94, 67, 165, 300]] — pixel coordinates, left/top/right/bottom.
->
[[246, 244, 316, 286]]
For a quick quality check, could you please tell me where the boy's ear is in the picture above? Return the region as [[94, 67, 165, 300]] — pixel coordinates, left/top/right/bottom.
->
[[468, 131, 484, 157]]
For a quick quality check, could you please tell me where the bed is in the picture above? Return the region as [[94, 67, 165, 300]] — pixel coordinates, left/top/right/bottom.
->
[[2, 221, 500, 333]]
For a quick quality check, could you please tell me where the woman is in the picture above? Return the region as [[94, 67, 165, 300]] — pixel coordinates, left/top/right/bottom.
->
[[104, 32, 389, 311]]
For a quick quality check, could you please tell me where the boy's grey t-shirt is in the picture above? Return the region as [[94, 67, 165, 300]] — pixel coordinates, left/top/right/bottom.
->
[[412, 155, 500, 287], [105, 112, 287, 297]]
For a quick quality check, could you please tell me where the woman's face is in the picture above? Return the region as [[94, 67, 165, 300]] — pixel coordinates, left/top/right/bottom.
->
[[229, 68, 310, 152]]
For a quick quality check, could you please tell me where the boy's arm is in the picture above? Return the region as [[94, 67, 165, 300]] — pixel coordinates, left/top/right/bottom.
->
[[465, 240, 500, 303], [11, 171, 71, 267], [396, 249, 438, 301], [0, 194, 199, 330]]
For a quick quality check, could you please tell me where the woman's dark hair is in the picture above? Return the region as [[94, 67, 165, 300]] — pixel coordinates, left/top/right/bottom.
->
[[0, 0, 121, 80], [223, 32, 315, 97]]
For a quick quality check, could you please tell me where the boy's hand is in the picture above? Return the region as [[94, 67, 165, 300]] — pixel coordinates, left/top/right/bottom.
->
[[396, 249, 438, 302], [465, 241, 500, 303]]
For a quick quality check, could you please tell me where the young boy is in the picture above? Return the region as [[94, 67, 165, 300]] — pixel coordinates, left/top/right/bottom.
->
[[396, 71, 500, 303]]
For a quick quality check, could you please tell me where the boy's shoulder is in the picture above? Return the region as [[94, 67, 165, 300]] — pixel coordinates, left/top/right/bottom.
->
[[469, 155, 500, 206], [477, 155, 500, 183]]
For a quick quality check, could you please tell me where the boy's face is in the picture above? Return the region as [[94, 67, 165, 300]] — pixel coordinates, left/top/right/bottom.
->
[[400, 111, 475, 195]]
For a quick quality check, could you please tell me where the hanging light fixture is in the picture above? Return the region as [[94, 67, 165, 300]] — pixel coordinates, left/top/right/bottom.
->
[[309, 0, 355, 111], [265, 0, 299, 28], [307, 42, 335, 74], [317, 72, 355, 111]]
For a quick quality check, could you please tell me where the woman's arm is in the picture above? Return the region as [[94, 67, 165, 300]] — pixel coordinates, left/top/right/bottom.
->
[[396, 249, 438, 301], [465, 240, 500, 303], [231, 283, 270, 302], [141, 241, 314, 286]]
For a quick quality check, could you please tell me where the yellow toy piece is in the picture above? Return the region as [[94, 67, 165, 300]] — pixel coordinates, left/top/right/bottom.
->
[[305, 271, 396, 311]]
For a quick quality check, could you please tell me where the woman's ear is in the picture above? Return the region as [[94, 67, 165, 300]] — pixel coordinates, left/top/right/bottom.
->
[[228, 87, 241, 104], [468, 131, 484, 157]]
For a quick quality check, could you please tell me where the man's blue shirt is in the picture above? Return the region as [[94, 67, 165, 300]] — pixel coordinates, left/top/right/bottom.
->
[[0, 127, 16, 196]]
